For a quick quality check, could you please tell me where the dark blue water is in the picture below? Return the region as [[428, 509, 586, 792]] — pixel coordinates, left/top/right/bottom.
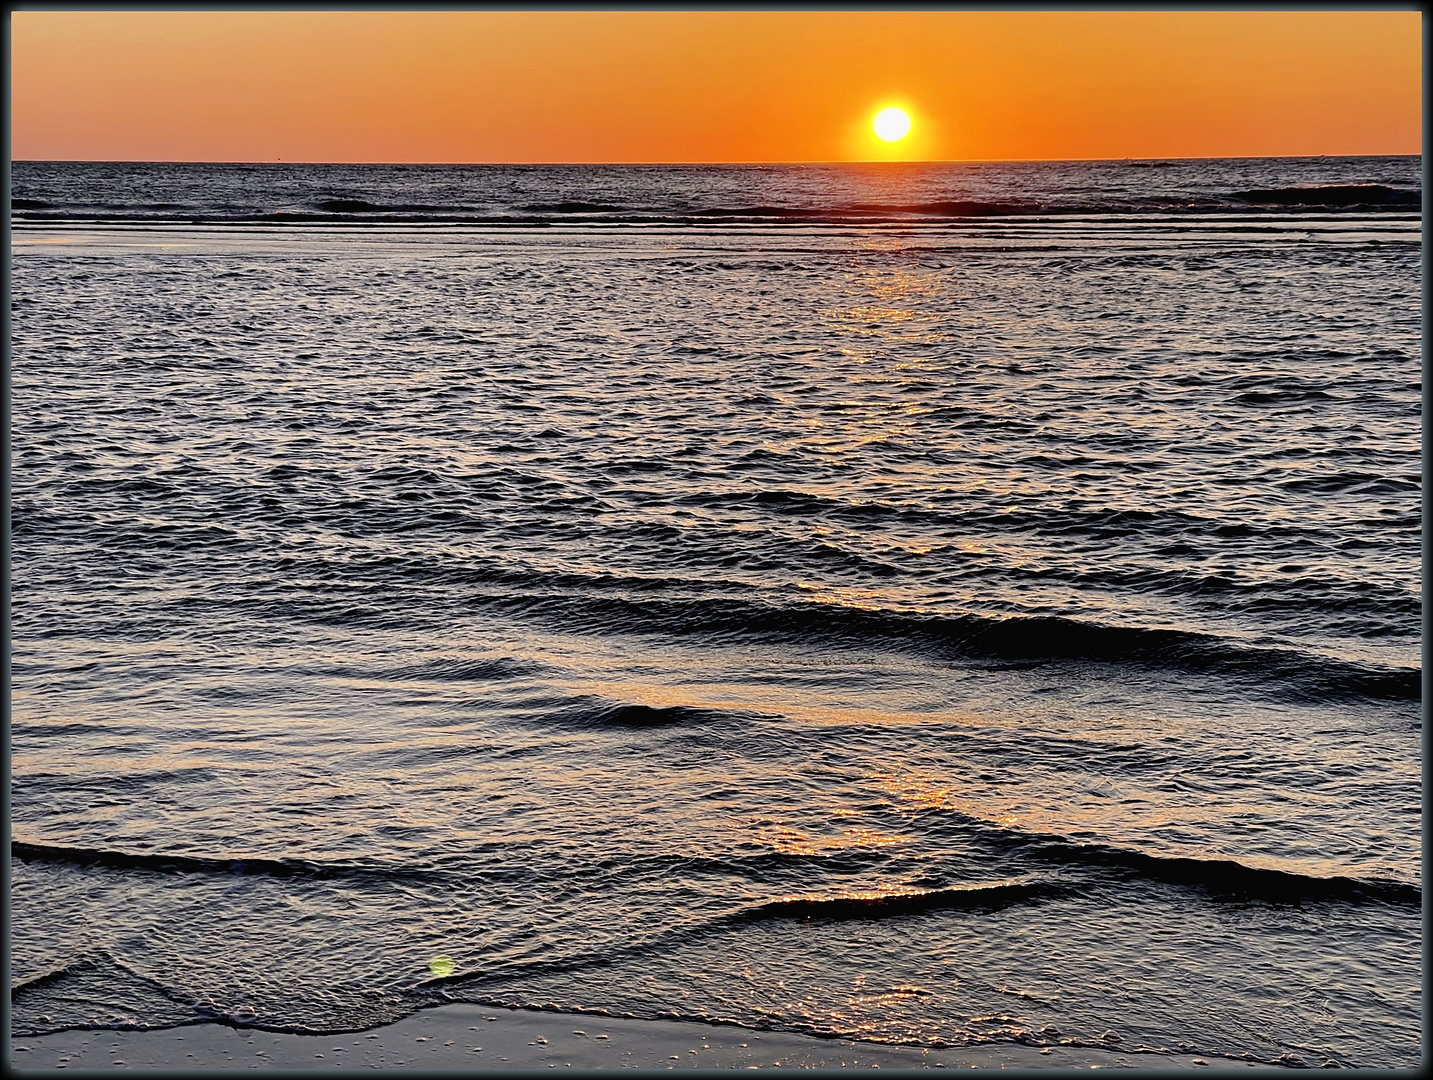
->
[[9, 157, 1421, 1068]]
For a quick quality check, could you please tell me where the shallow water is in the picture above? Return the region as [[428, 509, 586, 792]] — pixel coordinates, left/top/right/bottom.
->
[[9, 157, 1421, 1067]]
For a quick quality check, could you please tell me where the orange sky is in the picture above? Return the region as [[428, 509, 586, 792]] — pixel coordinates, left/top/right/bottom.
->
[[9, 10, 1422, 163]]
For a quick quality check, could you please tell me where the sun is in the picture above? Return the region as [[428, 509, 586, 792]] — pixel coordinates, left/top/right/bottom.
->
[[873, 107, 912, 143]]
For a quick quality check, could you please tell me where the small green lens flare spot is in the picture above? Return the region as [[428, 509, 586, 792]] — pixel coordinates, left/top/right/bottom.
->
[[429, 955, 455, 978]]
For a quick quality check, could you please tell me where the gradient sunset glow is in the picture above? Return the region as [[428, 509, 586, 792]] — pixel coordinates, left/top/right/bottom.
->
[[10, 10, 1422, 163]]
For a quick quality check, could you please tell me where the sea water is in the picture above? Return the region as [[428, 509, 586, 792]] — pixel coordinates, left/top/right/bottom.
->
[[9, 158, 1421, 1067]]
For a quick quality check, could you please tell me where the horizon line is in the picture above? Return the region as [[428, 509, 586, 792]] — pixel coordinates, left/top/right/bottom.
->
[[12, 152, 1424, 168]]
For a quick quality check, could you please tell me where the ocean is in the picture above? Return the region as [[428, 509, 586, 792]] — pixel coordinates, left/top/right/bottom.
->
[[8, 157, 1422, 1067]]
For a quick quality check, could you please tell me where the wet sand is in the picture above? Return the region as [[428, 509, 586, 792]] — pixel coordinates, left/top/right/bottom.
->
[[10, 1003, 1270, 1070]]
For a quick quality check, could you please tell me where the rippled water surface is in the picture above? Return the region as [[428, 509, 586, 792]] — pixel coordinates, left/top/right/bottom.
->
[[9, 158, 1422, 1067]]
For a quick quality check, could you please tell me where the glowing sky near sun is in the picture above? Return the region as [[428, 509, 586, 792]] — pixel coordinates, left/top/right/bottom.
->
[[10, 10, 1421, 163]]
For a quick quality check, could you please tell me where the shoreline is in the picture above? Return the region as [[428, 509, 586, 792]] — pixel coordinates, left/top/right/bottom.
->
[[10, 1003, 1273, 1071]]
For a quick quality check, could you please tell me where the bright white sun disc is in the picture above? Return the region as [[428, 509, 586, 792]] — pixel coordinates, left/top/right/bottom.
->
[[873, 107, 912, 142]]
